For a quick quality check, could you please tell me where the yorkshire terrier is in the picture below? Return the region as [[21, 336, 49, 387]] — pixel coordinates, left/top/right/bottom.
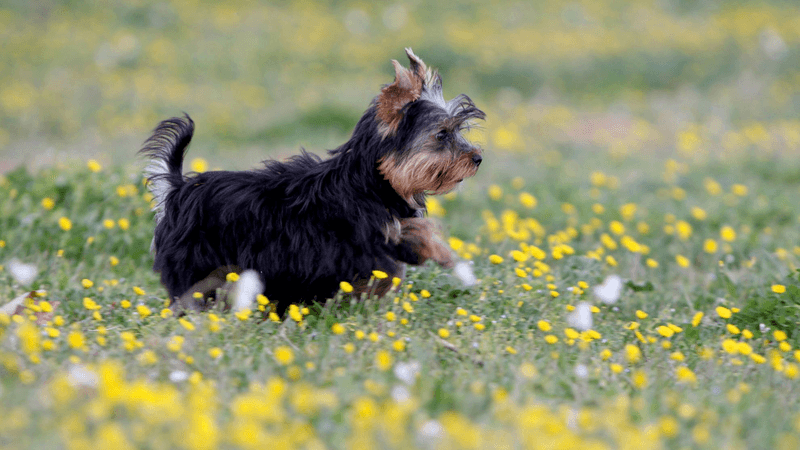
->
[[140, 49, 485, 314]]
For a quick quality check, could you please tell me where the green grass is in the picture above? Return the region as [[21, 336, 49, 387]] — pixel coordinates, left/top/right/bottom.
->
[[3, 0, 800, 449]]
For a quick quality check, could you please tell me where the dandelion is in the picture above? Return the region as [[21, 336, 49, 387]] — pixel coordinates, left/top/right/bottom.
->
[[625, 344, 642, 364], [544, 335, 558, 344], [340, 281, 354, 293], [635, 310, 648, 319], [537, 320, 552, 331], [393, 340, 406, 352], [632, 370, 647, 388], [376, 350, 392, 371], [774, 330, 788, 341], [519, 192, 537, 208], [716, 306, 732, 319], [720, 226, 736, 242], [488, 185, 502, 200], [438, 328, 450, 338], [331, 323, 345, 335], [704, 239, 718, 253], [58, 217, 72, 231], [117, 218, 130, 230], [772, 284, 786, 294], [136, 305, 152, 318], [190, 157, 208, 173], [67, 331, 85, 350], [691, 312, 704, 326], [87, 159, 102, 172], [489, 254, 504, 264], [41, 197, 55, 210], [274, 346, 294, 365], [675, 254, 690, 268], [209, 347, 223, 359], [133, 286, 146, 296]]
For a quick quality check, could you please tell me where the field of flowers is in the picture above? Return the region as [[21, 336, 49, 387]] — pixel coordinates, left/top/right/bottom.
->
[[3, 0, 800, 449]]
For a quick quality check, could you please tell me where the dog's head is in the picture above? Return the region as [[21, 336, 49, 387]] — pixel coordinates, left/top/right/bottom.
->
[[373, 49, 485, 207]]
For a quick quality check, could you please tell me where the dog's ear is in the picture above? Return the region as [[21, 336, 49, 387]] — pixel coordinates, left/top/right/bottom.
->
[[376, 48, 428, 133]]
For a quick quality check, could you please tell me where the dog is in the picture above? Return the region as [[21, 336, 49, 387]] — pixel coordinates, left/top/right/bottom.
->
[[140, 48, 485, 315]]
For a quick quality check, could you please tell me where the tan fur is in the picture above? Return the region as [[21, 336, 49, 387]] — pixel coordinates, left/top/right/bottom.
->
[[376, 49, 429, 136], [378, 146, 482, 207], [398, 217, 455, 268]]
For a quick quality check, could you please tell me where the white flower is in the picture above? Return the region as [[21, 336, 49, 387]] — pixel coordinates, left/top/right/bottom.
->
[[567, 301, 593, 331], [391, 385, 411, 403], [232, 270, 263, 312], [394, 361, 421, 385], [574, 364, 588, 378], [593, 274, 622, 304], [169, 370, 189, 383], [68, 365, 98, 388], [8, 259, 38, 286], [453, 261, 477, 286]]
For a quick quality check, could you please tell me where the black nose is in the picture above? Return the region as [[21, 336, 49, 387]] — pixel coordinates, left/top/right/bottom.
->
[[472, 154, 483, 166]]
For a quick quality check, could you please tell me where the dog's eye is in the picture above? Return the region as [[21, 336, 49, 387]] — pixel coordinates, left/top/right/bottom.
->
[[435, 130, 448, 141]]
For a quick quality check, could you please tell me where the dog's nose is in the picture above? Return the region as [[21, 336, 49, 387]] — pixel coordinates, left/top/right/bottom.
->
[[472, 154, 482, 166]]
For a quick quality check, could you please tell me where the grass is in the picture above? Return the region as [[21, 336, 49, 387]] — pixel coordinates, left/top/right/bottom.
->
[[3, 0, 800, 449]]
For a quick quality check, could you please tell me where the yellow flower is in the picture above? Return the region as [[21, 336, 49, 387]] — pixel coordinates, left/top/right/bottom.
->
[[625, 344, 642, 364], [103, 219, 115, 229], [676, 366, 696, 384], [343, 343, 355, 354], [703, 239, 718, 253], [393, 340, 406, 352], [226, 272, 240, 282], [82, 297, 100, 311], [610, 363, 623, 374], [339, 281, 354, 293], [41, 197, 55, 210], [274, 346, 294, 365], [537, 320, 551, 332], [505, 346, 517, 355], [691, 311, 704, 327], [376, 350, 392, 371], [120, 300, 131, 309], [544, 335, 558, 344], [117, 218, 130, 230], [420, 289, 431, 298], [720, 226, 736, 242], [234, 309, 251, 321], [675, 254, 690, 268], [716, 306, 732, 319], [133, 286, 146, 296], [772, 284, 786, 294], [487, 185, 502, 200], [774, 330, 788, 341], [632, 370, 647, 388], [109, 256, 119, 266], [355, 330, 365, 340], [385, 311, 396, 322], [489, 254, 504, 264], [58, 217, 72, 231], [372, 270, 388, 279], [646, 258, 659, 268], [438, 328, 450, 338], [190, 157, 208, 173], [87, 159, 102, 172], [635, 310, 648, 319], [727, 324, 740, 334], [136, 305, 152, 318], [331, 323, 345, 335], [67, 331, 85, 350], [656, 326, 674, 338], [519, 192, 537, 208], [81, 279, 94, 289]]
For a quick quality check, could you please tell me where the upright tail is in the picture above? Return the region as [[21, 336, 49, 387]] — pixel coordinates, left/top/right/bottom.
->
[[139, 114, 194, 226]]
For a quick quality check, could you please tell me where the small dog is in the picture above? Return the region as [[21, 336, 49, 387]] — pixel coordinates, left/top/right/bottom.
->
[[140, 49, 485, 314]]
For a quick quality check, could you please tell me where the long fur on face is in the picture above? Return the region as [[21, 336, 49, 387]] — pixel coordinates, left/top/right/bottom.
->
[[140, 49, 485, 314]]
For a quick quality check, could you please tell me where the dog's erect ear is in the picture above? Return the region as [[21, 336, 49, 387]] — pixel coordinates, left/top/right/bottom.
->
[[376, 48, 428, 133]]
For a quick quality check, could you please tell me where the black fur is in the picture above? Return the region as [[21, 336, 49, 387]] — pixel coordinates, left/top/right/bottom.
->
[[140, 73, 484, 314]]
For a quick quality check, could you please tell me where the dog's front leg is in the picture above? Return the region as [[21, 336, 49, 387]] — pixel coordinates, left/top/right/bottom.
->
[[394, 217, 456, 269]]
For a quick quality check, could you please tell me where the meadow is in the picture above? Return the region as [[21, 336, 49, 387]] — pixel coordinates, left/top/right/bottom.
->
[[3, 0, 800, 448]]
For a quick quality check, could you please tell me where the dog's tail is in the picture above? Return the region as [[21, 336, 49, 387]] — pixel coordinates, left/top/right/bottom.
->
[[139, 114, 194, 224]]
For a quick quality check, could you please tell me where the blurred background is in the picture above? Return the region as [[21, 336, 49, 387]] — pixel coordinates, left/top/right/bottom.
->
[[1, 0, 799, 173]]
